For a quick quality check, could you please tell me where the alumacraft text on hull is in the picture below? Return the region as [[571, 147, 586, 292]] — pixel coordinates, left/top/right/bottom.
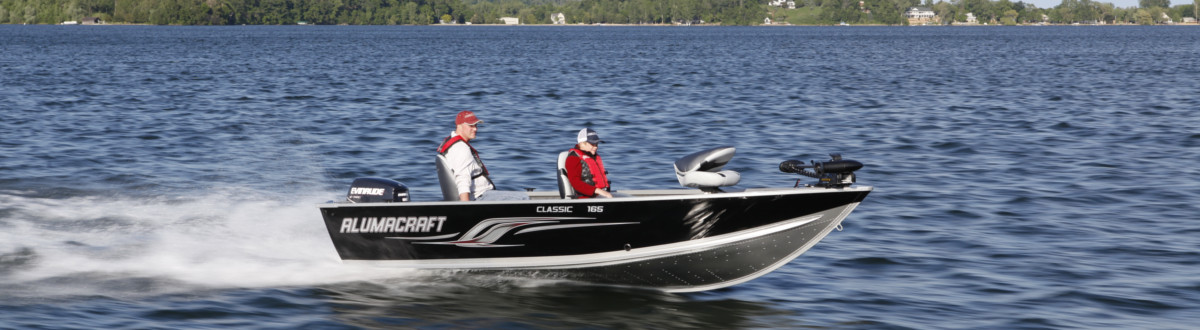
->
[[318, 147, 871, 292]]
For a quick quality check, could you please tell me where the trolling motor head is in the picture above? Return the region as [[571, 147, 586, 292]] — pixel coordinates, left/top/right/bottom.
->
[[780, 154, 863, 188]]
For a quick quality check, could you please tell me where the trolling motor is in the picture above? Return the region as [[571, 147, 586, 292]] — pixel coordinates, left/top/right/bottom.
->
[[779, 154, 863, 188]]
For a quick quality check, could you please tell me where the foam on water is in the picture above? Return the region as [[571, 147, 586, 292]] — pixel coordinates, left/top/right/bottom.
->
[[0, 190, 424, 297]]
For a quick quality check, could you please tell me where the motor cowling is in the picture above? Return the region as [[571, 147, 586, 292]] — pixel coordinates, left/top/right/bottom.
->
[[674, 146, 741, 193], [347, 178, 410, 203]]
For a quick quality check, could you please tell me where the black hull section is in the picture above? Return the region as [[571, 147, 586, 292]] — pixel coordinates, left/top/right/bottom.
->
[[318, 187, 870, 292], [460, 203, 859, 292]]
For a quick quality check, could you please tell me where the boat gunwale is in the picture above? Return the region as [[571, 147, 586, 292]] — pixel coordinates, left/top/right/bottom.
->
[[318, 185, 873, 209]]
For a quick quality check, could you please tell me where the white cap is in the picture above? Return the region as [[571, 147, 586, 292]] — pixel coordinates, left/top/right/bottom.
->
[[577, 128, 603, 144]]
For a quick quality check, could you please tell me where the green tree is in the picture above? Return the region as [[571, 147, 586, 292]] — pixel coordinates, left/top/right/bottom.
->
[[1018, 4, 1045, 23], [64, 0, 85, 20], [404, 1, 417, 23], [934, 1, 955, 23], [24, 4, 35, 23], [1138, 0, 1168, 8], [1113, 6, 1135, 22], [1001, 8, 1016, 24], [1147, 6, 1166, 22], [1097, 2, 1114, 23], [1134, 8, 1152, 23], [962, 0, 993, 23], [1074, 0, 1097, 22]]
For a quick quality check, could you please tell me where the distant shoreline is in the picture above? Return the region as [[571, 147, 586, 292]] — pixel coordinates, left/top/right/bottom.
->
[[10, 22, 1199, 27]]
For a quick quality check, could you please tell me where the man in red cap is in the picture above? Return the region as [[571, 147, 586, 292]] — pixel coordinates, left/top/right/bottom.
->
[[437, 111, 528, 201]]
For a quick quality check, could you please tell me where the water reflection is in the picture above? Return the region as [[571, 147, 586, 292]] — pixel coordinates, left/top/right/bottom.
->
[[318, 273, 789, 328]]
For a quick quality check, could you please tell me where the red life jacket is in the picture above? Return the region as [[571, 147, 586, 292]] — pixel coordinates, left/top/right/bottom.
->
[[570, 148, 609, 190], [438, 135, 490, 181]]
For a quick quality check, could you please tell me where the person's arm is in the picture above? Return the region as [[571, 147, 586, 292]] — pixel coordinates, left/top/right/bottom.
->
[[594, 189, 612, 198], [598, 160, 613, 197], [565, 154, 598, 197]]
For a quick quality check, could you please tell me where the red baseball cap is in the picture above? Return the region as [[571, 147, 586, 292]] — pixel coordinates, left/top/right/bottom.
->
[[455, 111, 483, 125]]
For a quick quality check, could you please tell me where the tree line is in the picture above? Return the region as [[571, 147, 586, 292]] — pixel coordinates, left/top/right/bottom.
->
[[773, 0, 1197, 25], [0, 0, 1196, 25], [0, 0, 765, 25], [915, 0, 1197, 25]]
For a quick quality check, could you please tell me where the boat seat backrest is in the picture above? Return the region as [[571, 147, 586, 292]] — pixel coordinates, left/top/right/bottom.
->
[[674, 146, 741, 190], [435, 154, 460, 201], [556, 151, 576, 199]]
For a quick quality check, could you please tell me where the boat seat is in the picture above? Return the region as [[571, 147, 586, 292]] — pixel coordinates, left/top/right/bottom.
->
[[674, 146, 741, 193], [435, 154, 462, 201], [556, 151, 576, 199]]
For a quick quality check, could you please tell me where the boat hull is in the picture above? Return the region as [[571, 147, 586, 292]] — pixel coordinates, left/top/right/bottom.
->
[[448, 202, 861, 292], [319, 187, 870, 291]]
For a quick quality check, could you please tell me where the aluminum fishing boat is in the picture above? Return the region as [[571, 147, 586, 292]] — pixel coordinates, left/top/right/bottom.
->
[[318, 147, 871, 292]]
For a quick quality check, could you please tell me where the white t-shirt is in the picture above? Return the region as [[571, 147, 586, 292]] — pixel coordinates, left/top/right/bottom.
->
[[444, 132, 494, 199]]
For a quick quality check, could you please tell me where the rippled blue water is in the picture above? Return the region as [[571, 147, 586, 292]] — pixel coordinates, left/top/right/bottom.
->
[[2, 25, 1198, 328]]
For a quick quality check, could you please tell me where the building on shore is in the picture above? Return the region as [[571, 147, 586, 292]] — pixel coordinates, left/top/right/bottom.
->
[[62, 17, 103, 25], [953, 12, 978, 25], [767, 0, 795, 9], [500, 17, 519, 25], [905, 7, 937, 25]]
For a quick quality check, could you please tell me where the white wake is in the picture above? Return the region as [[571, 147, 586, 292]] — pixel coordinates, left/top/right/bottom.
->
[[0, 189, 422, 296]]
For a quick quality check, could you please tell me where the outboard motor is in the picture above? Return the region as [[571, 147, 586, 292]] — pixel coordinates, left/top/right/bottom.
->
[[346, 178, 410, 203], [674, 146, 741, 193], [780, 154, 863, 188]]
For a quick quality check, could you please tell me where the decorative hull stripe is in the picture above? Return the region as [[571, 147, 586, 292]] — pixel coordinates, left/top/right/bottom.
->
[[384, 217, 638, 248], [516, 222, 640, 235], [386, 233, 461, 240]]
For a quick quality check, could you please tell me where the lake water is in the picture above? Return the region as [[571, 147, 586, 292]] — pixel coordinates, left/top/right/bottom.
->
[[1, 25, 1198, 328]]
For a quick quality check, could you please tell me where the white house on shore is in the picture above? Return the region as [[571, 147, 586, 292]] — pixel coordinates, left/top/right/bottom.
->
[[905, 7, 936, 25], [768, 0, 796, 8], [499, 17, 519, 25], [61, 17, 103, 25]]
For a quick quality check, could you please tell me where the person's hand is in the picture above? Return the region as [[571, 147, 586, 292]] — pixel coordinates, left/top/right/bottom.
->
[[596, 190, 613, 198]]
